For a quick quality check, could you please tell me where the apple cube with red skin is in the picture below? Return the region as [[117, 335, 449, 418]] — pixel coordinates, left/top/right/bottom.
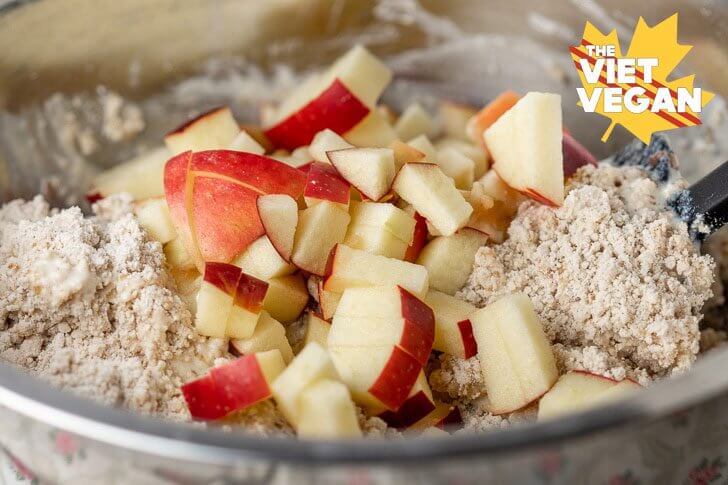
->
[[417, 228, 489, 295], [304, 162, 351, 210], [402, 208, 428, 263], [562, 131, 598, 178], [195, 262, 241, 338], [230, 311, 294, 363], [292, 201, 351, 276], [329, 285, 435, 366], [327, 148, 396, 202], [270, 342, 340, 426], [232, 236, 296, 281], [392, 163, 473, 237], [304, 311, 330, 348], [256, 194, 298, 262], [263, 274, 309, 322], [484, 92, 564, 207], [309, 129, 353, 163], [164, 150, 307, 270], [89, 146, 170, 201], [394, 104, 436, 142], [182, 349, 285, 420], [378, 371, 436, 428], [134, 197, 177, 244], [324, 244, 429, 297], [229, 130, 265, 155], [225, 272, 269, 340], [424, 290, 478, 359], [471, 294, 558, 414], [538, 371, 641, 420], [297, 379, 362, 439], [165, 107, 240, 155]]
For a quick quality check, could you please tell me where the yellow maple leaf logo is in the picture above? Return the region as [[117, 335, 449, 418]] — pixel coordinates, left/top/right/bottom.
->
[[570, 14, 715, 143]]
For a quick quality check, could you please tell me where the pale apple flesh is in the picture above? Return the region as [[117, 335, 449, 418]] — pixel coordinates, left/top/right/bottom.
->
[[304, 311, 331, 348], [256, 194, 299, 262], [195, 262, 241, 338], [327, 147, 396, 202], [88, 146, 170, 201], [263, 274, 310, 323], [134, 197, 177, 244], [416, 228, 488, 295], [297, 379, 362, 438], [424, 290, 479, 359], [394, 103, 436, 142], [230, 311, 294, 363], [309, 129, 353, 163], [165, 107, 240, 155], [291, 201, 351, 276]]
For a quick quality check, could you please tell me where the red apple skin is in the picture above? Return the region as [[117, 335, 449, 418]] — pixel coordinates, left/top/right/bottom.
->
[[234, 273, 269, 312], [181, 375, 229, 420], [398, 286, 435, 366], [368, 346, 422, 411], [521, 188, 560, 208], [164, 152, 198, 264], [457, 319, 478, 360], [562, 131, 598, 178], [264, 79, 370, 151], [571, 370, 619, 383], [298, 162, 314, 174], [404, 212, 428, 263], [86, 192, 103, 204], [203, 262, 242, 296], [209, 355, 271, 411], [378, 390, 436, 429], [436, 406, 463, 430], [304, 162, 350, 205]]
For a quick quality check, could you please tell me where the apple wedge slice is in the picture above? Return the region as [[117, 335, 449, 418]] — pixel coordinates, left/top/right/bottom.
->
[[471, 294, 558, 414], [195, 262, 241, 338], [263, 274, 309, 323], [297, 379, 362, 438], [256, 194, 298, 262], [134, 197, 177, 244], [230, 311, 294, 363], [392, 163, 473, 237], [484, 92, 564, 206], [88, 146, 171, 201], [165, 107, 240, 154], [378, 371, 436, 428], [304, 311, 331, 347], [324, 244, 429, 297], [270, 342, 340, 426], [394, 103, 436, 142], [182, 350, 286, 420], [328, 285, 435, 366], [292, 201, 351, 276], [309, 129, 353, 163], [416, 228, 488, 295], [327, 148, 396, 202], [424, 290, 478, 359], [225, 272, 269, 339], [231, 236, 296, 281], [229, 130, 265, 155], [303, 162, 351, 210]]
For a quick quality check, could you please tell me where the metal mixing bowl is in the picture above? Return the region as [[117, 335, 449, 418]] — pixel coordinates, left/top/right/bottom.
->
[[0, 1, 727, 483]]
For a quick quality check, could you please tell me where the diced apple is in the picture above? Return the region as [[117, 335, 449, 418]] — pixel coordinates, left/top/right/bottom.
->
[[164, 236, 196, 270], [88, 146, 170, 200], [170, 268, 202, 314], [134, 197, 177, 244], [291, 201, 350, 276], [378, 371, 436, 428], [484, 92, 564, 206], [328, 345, 422, 412], [343, 110, 398, 147], [349, 201, 416, 243], [388, 140, 425, 170], [392, 163, 473, 236], [324, 244, 429, 297], [416, 228, 488, 295], [471, 294, 558, 414], [230, 311, 294, 363], [327, 148, 396, 202], [303, 162, 351, 210], [165, 107, 240, 154], [437, 147, 475, 189], [394, 103, 436, 141], [309, 129, 353, 163], [435, 138, 489, 179], [329, 285, 435, 366], [438, 101, 477, 141], [424, 290, 478, 359], [304, 311, 331, 347], [562, 131, 598, 177], [297, 379, 362, 438], [182, 350, 285, 420], [263, 274, 309, 322], [538, 371, 641, 420], [402, 208, 428, 263], [231, 236, 296, 281], [225, 273, 269, 339], [473, 170, 522, 216], [270, 342, 340, 426], [240, 123, 274, 152], [377, 104, 398, 124], [318, 280, 342, 321], [256, 194, 298, 262], [466, 91, 520, 148], [407, 135, 438, 162], [195, 262, 240, 338], [229, 130, 266, 155], [344, 224, 410, 259]]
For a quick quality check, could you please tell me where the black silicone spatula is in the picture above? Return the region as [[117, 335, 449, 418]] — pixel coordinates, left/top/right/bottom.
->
[[613, 134, 728, 240]]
